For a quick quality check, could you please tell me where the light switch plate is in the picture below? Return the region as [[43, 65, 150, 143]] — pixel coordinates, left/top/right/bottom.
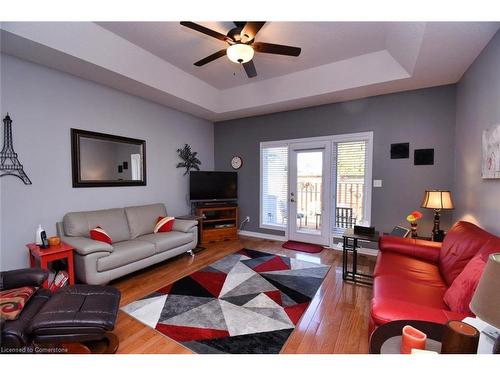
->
[[373, 179, 383, 187]]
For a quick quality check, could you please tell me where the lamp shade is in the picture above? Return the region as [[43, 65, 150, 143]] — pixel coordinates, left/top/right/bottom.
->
[[227, 44, 254, 64], [421, 190, 454, 210], [470, 253, 500, 329]]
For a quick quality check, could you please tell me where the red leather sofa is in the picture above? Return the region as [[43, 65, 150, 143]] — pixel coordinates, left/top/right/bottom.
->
[[370, 221, 500, 333]]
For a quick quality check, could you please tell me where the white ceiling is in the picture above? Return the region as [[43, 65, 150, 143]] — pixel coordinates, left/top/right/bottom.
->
[[1, 22, 499, 121]]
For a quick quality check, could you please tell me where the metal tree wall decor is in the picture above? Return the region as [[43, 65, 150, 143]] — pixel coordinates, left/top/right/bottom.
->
[[176, 144, 201, 175], [0, 113, 32, 184]]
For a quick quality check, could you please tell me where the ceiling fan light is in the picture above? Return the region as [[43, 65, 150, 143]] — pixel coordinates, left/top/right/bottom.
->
[[227, 44, 254, 64]]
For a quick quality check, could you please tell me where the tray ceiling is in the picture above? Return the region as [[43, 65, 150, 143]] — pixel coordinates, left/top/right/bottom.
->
[[1, 22, 498, 121]]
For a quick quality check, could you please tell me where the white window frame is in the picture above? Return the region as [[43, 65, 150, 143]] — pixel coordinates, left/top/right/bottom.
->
[[259, 132, 373, 235]]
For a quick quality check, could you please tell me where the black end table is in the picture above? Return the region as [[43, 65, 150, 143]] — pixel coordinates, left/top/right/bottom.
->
[[369, 320, 444, 354], [342, 228, 378, 285]]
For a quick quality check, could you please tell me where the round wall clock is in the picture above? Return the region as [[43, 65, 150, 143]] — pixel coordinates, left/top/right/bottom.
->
[[231, 156, 243, 170]]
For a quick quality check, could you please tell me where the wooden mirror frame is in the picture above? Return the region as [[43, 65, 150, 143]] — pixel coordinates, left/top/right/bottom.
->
[[71, 128, 147, 188]]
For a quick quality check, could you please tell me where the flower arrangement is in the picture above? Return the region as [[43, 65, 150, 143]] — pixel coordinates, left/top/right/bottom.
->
[[406, 210, 423, 223], [406, 210, 423, 238]]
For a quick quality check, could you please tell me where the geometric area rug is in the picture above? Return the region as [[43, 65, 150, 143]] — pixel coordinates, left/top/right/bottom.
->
[[121, 249, 330, 354]]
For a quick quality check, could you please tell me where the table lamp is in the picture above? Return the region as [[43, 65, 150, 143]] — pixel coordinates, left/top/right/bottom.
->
[[469, 253, 500, 354], [420, 190, 454, 240]]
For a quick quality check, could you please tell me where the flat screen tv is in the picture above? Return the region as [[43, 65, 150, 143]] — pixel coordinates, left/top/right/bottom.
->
[[189, 171, 237, 202]]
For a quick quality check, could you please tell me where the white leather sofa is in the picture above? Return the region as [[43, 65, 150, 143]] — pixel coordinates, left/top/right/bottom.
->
[[56, 203, 197, 285]]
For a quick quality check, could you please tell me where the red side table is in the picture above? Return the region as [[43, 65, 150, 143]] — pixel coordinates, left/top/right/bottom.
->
[[26, 242, 75, 288]]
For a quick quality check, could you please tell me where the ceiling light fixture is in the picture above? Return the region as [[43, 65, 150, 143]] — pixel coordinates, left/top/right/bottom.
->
[[227, 43, 254, 64], [180, 21, 302, 78]]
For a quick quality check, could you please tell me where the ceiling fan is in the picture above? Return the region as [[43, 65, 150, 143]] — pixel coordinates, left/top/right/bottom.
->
[[180, 21, 302, 78]]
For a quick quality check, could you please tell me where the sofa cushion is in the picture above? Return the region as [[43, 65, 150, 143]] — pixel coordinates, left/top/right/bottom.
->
[[138, 232, 193, 253], [439, 221, 493, 286], [373, 275, 448, 310], [374, 252, 445, 288], [97, 240, 155, 272], [125, 204, 167, 239], [371, 273, 465, 327], [371, 297, 469, 327], [64, 208, 130, 243], [29, 285, 120, 336], [444, 237, 500, 314]]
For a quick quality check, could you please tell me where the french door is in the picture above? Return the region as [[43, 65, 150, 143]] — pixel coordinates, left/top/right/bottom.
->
[[288, 141, 332, 246], [260, 132, 373, 247]]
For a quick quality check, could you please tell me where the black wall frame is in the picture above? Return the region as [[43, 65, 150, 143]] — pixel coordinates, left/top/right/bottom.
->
[[390, 142, 410, 159], [414, 148, 434, 165]]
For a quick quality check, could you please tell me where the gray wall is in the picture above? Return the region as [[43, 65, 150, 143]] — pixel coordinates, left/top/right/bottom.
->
[[454, 31, 500, 235], [0, 54, 214, 270], [214, 85, 457, 237]]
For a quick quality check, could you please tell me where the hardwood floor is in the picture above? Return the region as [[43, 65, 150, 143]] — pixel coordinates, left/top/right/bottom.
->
[[110, 236, 375, 354]]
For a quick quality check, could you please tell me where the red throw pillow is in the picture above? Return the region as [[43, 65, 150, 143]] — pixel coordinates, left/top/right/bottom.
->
[[90, 226, 113, 244], [0, 286, 38, 320], [154, 216, 175, 233], [443, 255, 485, 315], [443, 237, 500, 314]]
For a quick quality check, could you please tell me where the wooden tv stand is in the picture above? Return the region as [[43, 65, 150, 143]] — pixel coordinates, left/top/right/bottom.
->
[[195, 204, 238, 244]]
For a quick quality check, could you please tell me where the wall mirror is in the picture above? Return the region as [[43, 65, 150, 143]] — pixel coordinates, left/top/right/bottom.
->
[[71, 128, 146, 187]]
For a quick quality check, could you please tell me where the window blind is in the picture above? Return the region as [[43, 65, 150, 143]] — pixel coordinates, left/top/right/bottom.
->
[[261, 146, 288, 228], [334, 141, 367, 229]]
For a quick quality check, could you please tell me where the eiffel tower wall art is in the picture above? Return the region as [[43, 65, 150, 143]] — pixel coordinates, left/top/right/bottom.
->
[[0, 113, 32, 185]]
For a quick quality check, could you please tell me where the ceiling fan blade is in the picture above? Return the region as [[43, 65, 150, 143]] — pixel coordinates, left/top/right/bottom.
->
[[243, 60, 257, 78], [180, 21, 228, 42], [194, 49, 227, 67], [253, 42, 301, 57], [241, 22, 266, 41]]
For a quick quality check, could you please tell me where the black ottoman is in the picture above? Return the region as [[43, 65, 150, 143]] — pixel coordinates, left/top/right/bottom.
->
[[29, 285, 121, 353]]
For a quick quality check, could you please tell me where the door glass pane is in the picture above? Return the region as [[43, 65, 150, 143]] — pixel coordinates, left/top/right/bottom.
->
[[296, 151, 322, 234], [261, 146, 288, 228], [335, 141, 366, 229]]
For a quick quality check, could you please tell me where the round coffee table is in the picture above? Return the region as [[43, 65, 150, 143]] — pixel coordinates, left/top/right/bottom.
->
[[370, 320, 445, 354]]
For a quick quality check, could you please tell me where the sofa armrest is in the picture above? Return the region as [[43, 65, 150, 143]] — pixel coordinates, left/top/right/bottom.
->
[[0, 268, 48, 291], [172, 219, 198, 233], [378, 235, 441, 263], [62, 236, 113, 256]]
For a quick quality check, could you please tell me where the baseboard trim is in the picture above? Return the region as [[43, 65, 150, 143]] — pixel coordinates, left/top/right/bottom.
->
[[238, 230, 287, 242], [238, 230, 378, 257]]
